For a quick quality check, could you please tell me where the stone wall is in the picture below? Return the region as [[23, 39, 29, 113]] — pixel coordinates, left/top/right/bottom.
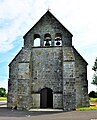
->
[[8, 45, 89, 110], [62, 47, 76, 111], [8, 46, 89, 110], [24, 11, 72, 48], [53, 94, 63, 108], [31, 47, 63, 108], [31, 94, 40, 108], [73, 47, 89, 107], [8, 48, 32, 109]]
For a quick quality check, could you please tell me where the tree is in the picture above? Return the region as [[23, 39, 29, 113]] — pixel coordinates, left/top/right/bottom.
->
[[89, 91, 97, 98], [92, 57, 97, 86], [0, 87, 6, 97]]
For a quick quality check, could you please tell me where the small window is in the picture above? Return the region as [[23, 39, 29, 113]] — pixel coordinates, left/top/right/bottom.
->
[[55, 33, 62, 46], [34, 34, 40, 46], [44, 33, 51, 46]]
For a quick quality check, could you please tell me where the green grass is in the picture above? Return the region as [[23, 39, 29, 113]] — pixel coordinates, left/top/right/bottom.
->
[[77, 107, 97, 111], [90, 98, 97, 102], [77, 97, 97, 111], [0, 97, 7, 101]]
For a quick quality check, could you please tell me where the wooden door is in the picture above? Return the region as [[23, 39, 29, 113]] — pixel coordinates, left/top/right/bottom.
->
[[40, 88, 53, 108]]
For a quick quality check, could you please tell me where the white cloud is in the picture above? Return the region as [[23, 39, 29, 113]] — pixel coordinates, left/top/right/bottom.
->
[[0, 0, 33, 19], [0, 0, 97, 52], [0, 0, 97, 92], [0, 0, 47, 52], [49, 0, 97, 49]]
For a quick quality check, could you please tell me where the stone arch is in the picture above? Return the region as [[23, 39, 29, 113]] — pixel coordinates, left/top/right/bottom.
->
[[44, 33, 51, 46], [34, 34, 41, 46], [40, 87, 53, 108], [55, 33, 62, 46]]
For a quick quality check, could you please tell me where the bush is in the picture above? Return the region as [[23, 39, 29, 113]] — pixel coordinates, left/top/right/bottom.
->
[[89, 91, 97, 98], [0, 88, 7, 97]]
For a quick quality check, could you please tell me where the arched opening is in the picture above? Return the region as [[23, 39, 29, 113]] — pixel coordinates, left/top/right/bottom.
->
[[55, 33, 62, 46], [44, 33, 51, 46], [40, 88, 53, 108], [34, 34, 40, 46]]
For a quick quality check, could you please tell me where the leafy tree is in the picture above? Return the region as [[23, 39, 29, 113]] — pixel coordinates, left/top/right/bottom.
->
[[92, 57, 97, 86], [0, 87, 6, 97], [89, 91, 97, 98]]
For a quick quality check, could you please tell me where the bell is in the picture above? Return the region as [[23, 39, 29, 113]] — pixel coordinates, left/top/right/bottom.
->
[[56, 41, 60, 45], [45, 40, 50, 46]]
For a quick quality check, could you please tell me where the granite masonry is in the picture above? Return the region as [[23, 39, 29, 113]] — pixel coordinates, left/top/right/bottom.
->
[[7, 10, 89, 111]]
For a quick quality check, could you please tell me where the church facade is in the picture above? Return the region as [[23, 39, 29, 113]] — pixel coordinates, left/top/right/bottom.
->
[[7, 11, 89, 111]]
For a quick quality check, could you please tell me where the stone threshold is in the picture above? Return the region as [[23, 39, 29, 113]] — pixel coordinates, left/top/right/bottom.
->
[[29, 109, 63, 111]]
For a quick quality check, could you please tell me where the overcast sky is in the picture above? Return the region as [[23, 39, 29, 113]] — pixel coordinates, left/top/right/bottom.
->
[[0, 0, 97, 92]]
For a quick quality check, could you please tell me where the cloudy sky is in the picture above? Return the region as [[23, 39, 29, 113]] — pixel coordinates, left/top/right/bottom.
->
[[0, 0, 97, 92]]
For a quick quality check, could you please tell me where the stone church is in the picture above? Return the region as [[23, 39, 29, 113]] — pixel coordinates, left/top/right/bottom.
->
[[7, 10, 89, 111]]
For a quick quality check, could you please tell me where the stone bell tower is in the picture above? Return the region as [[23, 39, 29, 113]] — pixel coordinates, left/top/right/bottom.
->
[[8, 10, 89, 111]]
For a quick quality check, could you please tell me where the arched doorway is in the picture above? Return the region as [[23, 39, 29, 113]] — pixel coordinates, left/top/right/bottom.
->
[[40, 88, 53, 108]]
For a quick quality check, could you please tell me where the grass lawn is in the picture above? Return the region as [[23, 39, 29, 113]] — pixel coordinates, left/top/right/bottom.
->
[[0, 97, 7, 101], [90, 97, 97, 102], [77, 107, 97, 111], [77, 98, 97, 111]]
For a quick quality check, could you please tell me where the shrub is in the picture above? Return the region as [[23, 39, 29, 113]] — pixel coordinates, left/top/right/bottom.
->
[[89, 91, 97, 98]]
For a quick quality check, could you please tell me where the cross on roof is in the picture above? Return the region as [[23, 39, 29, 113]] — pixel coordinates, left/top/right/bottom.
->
[[47, 8, 51, 11]]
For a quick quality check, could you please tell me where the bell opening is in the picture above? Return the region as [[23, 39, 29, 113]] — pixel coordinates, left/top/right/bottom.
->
[[45, 40, 50, 46], [56, 41, 61, 46]]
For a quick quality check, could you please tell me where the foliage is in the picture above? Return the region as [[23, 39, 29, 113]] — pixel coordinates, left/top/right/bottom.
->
[[92, 57, 97, 71], [89, 91, 97, 98], [92, 57, 97, 86], [0, 87, 7, 97], [92, 74, 97, 85]]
